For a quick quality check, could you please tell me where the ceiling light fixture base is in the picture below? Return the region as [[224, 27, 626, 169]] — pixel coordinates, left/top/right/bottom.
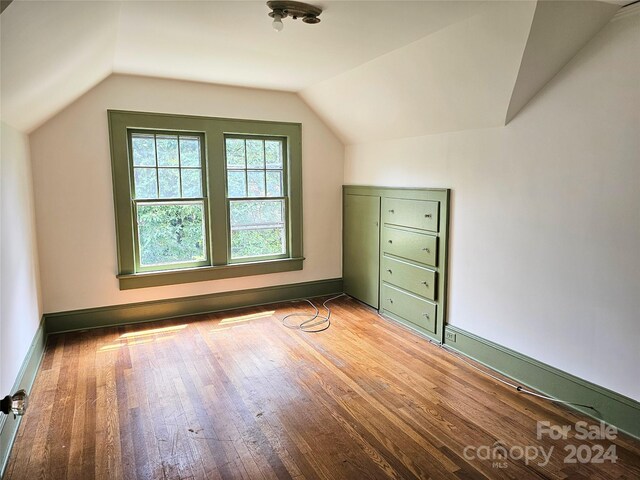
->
[[267, 1, 322, 30]]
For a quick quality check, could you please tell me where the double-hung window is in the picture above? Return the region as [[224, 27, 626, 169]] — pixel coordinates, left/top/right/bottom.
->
[[226, 136, 287, 261], [108, 111, 303, 290], [131, 132, 209, 271]]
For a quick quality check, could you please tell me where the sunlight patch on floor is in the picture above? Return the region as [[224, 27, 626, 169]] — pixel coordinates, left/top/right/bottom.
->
[[218, 310, 275, 326], [119, 324, 188, 339]]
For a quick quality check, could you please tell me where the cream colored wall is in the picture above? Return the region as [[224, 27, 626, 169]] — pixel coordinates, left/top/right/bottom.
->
[[345, 13, 640, 401], [0, 122, 42, 395], [29, 74, 344, 313]]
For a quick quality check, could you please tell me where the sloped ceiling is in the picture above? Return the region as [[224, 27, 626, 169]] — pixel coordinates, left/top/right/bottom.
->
[[0, 0, 621, 141], [301, 0, 620, 144], [0, 0, 120, 133], [505, 0, 620, 123], [301, 1, 537, 143]]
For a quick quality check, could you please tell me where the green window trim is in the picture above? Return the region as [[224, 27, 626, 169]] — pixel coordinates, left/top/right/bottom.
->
[[108, 110, 303, 290], [117, 257, 305, 290]]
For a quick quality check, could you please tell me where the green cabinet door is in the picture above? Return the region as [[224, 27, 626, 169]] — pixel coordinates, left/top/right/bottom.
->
[[343, 194, 381, 308]]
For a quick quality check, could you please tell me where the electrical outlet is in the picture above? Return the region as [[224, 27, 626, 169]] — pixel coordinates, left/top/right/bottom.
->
[[445, 331, 456, 343]]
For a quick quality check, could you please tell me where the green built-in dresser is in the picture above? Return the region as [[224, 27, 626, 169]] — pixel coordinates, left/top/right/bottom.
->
[[343, 186, 450, 342]]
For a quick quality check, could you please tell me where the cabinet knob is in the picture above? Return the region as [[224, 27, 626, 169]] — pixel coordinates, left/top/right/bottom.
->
[[423, 313, 430, 319], [424, 214, 432, 218], [388, 298, 393, 304], [421, 281, 428, 286], [388, 209, 395, 213], [388, 240, 393, 244], [422, 248, 430, 253], [387, 269, 393, 274]]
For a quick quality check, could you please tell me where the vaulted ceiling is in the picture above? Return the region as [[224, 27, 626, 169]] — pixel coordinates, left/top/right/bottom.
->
[[0, 1, 623, 143]]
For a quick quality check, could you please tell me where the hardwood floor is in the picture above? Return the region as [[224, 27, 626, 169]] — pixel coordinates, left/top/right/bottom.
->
[[5, 297, 640, 479]]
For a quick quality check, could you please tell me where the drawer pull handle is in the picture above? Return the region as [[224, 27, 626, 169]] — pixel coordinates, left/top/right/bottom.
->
[[422, 248, 430, 253], [421, 281, 428, 286], [388, 298, 393, 304], [424, 214, 432, 218], [388, 240, 393, 244], [423, 313, 430, 319], [387, 269, 393, 274], [388, 209, 395, 213]]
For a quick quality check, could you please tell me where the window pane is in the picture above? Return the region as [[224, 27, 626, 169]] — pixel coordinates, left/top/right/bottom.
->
[[247, 171, 265, 197], [227, 171, 246, 197], [132, 134, 156, 167], [137, 202, 206, 266], [134, 168, 158, 199], [179, 137, 201, 167], [266, 171, 282, 197], [246, 139, 265, 168], [158, 168, 180, 198], [265, 140, 282, 169], [230, 200, 285, 259], [231, 227, 285, 259], [156, 135, 179, 167], [226, 138, 245, 169], [181, 169, 202, 198], [230, 200, 284, 227]]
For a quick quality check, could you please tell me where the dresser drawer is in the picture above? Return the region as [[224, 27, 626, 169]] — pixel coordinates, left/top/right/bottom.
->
[[381, 255, 436, 301], [382, 197, 439, 232], [381, 284, 437, 334], [382, 226, 437, 267]]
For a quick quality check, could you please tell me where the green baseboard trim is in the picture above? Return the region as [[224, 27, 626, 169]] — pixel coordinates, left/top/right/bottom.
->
[[0, 317, 47, 478], [443, 325, 640, 440], [45, 278, 343, 334]]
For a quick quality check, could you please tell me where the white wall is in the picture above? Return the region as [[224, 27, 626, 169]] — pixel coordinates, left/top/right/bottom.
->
[[345, 12, 640, 401], [29, 74, 344, 313], [0, 122, 42, 395]]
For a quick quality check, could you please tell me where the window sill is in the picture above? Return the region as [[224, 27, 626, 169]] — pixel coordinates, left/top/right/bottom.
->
[[117, 257, 304, 290]]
